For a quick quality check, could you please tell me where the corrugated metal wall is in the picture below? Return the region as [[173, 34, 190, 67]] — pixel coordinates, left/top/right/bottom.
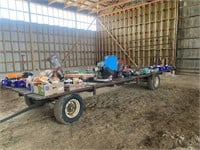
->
[[0, 19, 96, 73], [176, 0, 200, 75], [97, 0, 178, 67]]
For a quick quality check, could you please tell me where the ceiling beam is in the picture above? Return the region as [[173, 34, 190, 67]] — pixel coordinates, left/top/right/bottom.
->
[[64, 0, 90, 9], [90, 0, 133, 14], [48, 0, 64, 5], [78, 0, 108, 12], [100, 0, 160, 16]]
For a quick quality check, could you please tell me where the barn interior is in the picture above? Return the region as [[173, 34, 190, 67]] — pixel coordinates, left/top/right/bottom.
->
[[0, 0, 199, 149]]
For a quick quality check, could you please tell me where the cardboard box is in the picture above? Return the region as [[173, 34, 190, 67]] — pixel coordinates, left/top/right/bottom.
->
[[31, 82, 64, 96]]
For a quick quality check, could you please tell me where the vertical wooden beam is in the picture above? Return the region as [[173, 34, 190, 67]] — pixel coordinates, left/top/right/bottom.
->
[[111, 14, 114, 55], [1, 24, 8, 72], [36, 27, 41, 70], [141, 5, 147, 66], [86, 31, 89, 66], [166, 0, 170, 65], [63, 28, 68, 68], [42, 26, 47, 69], [173, 0, 179, 66], [47, 26, 51, 69], [135, 8, 138, 66], [28, 0, 35, 70], [16, 0, 23, 72], [154, 2, 157, 64], [160, 1, 164, 65], [79, 30, 83, 66], [111, 14, 114, 56], [75, 29, 78, 67], [134, 9, 137, 66], [138, 7, 141, 67], [123, 11, 126, 62], [20, 24, 24, 71], [99, 18, 103, 60], [58, 28, 62, 67], [8, 16, 15, 72], [22, 24, 28, 70], [127, 10, 131, 65], [102, 16, 106, 57], [148, 5, 151, 66], [97, 19, 101, 61], [106, 15, 110, 55], [117, 13, 121, 59]]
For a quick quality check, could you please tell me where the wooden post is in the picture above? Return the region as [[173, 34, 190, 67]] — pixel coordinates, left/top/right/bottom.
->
[[28, 0, 35, 70]]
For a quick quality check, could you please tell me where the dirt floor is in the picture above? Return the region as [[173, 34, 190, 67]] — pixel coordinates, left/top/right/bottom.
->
[[0, 74, 199, 150]]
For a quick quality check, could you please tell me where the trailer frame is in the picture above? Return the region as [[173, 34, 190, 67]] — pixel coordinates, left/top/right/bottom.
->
[[0, 72, 161, 124]]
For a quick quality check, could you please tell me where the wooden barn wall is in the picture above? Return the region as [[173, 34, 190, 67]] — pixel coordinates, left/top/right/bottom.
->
[[0, 19, 96, 73], [176, 0, 200, 75], [97, 0, 178, 67]]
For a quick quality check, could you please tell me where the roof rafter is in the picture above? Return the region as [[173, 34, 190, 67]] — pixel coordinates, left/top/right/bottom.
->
[[90, 0, 133, 14], [48, 0, 64, 5], [78, 0, 109, 12]]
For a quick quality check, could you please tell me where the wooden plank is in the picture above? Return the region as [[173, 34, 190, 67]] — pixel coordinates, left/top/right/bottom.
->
[[154, 2, 157, 65], [1, 24, 8, 72], [142, 5, 145, 66], [36, 27, 41, 70], [42, 26, 47, 69], [28, 0, 35, 70], [173, 0, 179, 66], [8, 21, 15, 72], [123, 11, 126, 62], [23, 26, 29, 71], [148, 4, 151, 65]]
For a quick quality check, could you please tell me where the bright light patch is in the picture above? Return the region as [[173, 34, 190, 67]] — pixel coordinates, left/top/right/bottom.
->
[[0, 0, 96, 31]]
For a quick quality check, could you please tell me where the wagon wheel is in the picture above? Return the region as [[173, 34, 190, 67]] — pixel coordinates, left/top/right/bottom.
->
[[24, 96, 46, 107], [54, 93, 84, 124], [148, 74, 160, 90]]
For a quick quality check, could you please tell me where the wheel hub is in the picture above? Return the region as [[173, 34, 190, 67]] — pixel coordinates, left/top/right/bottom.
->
[[153, 76, 159, 87], [65, 99, 80, 118]]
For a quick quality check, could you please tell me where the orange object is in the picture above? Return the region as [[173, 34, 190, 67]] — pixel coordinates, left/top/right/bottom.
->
[[33, 75, 49, 84], [6, 73, 22, 79]]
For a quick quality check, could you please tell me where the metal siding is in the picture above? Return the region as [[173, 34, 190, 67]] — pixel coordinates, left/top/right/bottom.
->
[[0, 19, 96, 73], [176, 0, 200, 75]]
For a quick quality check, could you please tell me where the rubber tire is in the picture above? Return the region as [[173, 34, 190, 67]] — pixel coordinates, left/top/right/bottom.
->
[[148, 74, 160, 90], [24, 96, 46, 107], [54, 93, 84, 124]]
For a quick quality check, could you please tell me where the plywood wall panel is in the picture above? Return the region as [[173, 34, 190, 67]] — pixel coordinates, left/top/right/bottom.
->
[[97, 0, 177, 67]]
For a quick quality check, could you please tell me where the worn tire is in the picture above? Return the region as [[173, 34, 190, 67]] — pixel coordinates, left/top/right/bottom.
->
[[54, 93, 84, 124], [148, 74, 160, 90], [24, 96, 46, 106]]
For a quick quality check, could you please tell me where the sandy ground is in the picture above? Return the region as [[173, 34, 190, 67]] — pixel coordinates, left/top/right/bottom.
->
[[0, 74, 199, 150]]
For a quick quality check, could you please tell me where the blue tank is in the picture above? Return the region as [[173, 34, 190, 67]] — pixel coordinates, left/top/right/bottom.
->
[[103, 55, 118, 71]]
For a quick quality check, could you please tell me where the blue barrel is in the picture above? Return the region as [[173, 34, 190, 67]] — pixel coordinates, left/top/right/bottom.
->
[[103, 55, 118, 71]]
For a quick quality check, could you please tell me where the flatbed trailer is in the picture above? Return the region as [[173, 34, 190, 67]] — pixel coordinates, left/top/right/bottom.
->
[[0, 73, 161, 124]]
